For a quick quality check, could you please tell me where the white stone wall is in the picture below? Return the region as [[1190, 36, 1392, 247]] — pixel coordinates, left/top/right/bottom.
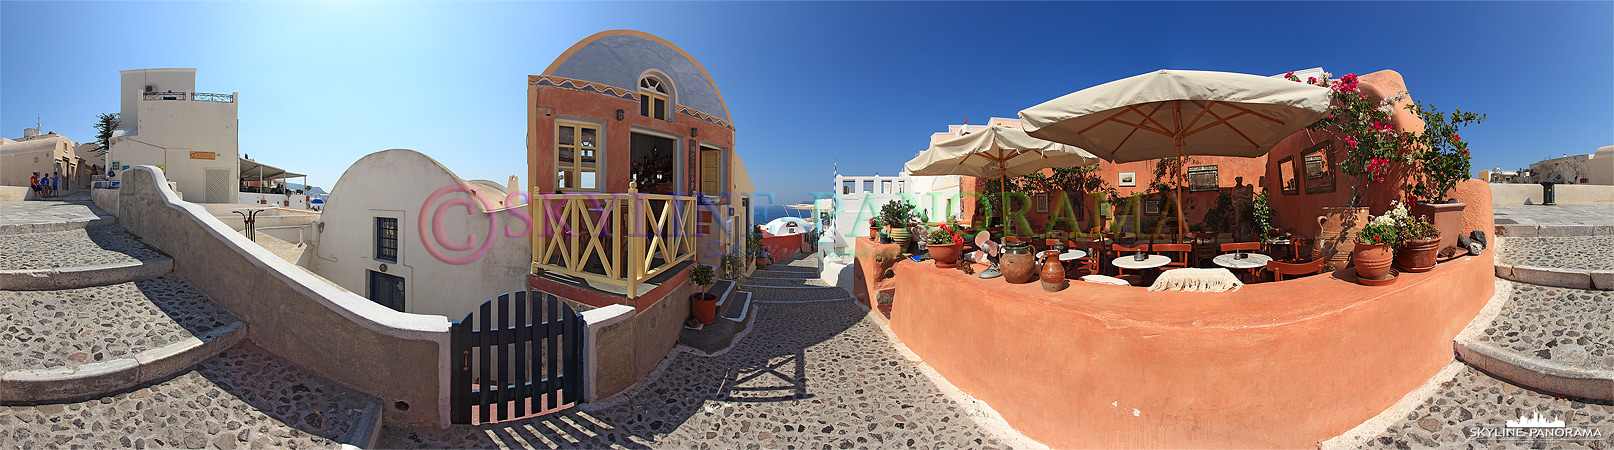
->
[[109, 69, 240, 203]]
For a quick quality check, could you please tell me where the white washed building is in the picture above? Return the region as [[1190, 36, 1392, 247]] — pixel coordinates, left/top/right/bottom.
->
[[107, 68, 240, 203]]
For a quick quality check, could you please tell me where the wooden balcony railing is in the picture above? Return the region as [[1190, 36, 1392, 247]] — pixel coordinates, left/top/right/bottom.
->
[[530, 184, 698, 299]]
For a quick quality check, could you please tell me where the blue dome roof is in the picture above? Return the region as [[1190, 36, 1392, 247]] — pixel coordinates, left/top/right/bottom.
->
[[545, 31, 730, 122]]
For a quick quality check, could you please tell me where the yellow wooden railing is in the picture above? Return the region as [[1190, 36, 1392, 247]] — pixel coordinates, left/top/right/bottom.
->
[[530, 184, 698, 299]]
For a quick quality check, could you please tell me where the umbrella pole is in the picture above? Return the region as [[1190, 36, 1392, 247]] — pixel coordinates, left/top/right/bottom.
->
[[1000, 168, 1008, 237]]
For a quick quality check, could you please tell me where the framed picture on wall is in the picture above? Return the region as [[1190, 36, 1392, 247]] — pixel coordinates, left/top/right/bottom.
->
[[1034, 193, 1049, 213], [1144, 198, 1162, 215], [1119, 172, 1137, 187]]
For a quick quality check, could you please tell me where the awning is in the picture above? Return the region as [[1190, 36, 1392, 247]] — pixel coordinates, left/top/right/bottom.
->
[[239, 158, 305, 181]]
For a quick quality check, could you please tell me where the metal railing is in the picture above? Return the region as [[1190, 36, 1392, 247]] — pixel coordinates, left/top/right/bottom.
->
[[191, 92, 234, 103], [530, 184, 698, 299], [142, 91, 188, 101]]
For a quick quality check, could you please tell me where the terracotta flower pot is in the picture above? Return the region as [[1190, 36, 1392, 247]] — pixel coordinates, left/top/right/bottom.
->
[[1411, 201, 1466, 253], [929, 241, 963, 268], [691, 292, 718, 325], [869, 227, 881, 240], [1395, 237, 1440, 273], [1315, 207, 1370, 272], [1353, 241, 1394, 282], [889, 227, 913, 253], [1000, 240, 1036, 284], [1039, 250, 1066, 292]]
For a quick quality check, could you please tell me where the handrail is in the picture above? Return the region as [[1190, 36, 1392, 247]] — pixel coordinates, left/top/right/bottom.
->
[[530, 184, 697, 299], [142, 91, 188, 101], [191, 92, 234, 103]]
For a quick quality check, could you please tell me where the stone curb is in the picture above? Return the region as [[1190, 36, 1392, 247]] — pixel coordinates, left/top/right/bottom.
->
[[0, 217, 116, 236], [0, 258, 174, 290], [0, 321, 247, 403], [1495, 223, 1614, 238], [340, 398, 385, 450], [749, 268, 816, 279], [1453, 339, 1614, 402], [1493, 263, 1611, 291]]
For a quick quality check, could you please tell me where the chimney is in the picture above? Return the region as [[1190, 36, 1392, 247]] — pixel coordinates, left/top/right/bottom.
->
[[23, 128, 39, 138]]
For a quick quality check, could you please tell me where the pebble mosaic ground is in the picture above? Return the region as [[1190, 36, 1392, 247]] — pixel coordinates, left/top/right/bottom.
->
[[0, 274, 237, 371], [379, 256, 1008, 450], [1357, 365, 1614, 449], [0, 342, 376, 449], [1475, 284, 1613, 371], [0, 224, 168, 270], [1497, 235, 1614, 272]]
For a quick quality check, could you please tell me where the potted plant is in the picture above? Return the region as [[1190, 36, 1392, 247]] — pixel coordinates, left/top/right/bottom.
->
[[1353, 211, 1400, 285], [1405, 103, 1486, 252], [926, 225, 965, 268], [1386, 201, 1440, 272], [745, 234, 763, 267], [880, 199, 917, 252], [720, 252, 744, 280], [868, 217, 885, 241], [689, 264, 718, 325]]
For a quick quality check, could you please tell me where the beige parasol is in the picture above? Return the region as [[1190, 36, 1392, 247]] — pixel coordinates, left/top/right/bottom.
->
[[903, 125, 1098, 233], [1019, 69, 1331, 239]]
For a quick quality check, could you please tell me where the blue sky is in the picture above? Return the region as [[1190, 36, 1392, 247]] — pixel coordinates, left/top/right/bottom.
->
[[4, 2, 1610, 213]]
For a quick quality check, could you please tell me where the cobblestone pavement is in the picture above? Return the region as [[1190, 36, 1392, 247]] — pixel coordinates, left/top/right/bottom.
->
[[0, 342, 377, 449], [0, 200, 109, 227], [0, 224, 168, 270], [0, 275, 238, 371], [1357, 365, 1614, 449], [1475, 284, 1613, 371], [1498, 236, 1614, 272], [379, 265, 1008, 449]]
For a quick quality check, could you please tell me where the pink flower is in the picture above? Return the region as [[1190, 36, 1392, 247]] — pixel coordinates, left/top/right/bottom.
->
[[1308, 77, 1317, 84], [1344, 135, 1359, 148], [1453, 134, 1461, 141], [1341, 73, 1357, 84]]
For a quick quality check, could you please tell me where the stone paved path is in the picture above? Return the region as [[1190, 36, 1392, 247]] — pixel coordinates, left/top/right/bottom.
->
[[0, 274, 238, 371], [0, 342, 377, 449], [379, 254, 1008, 450], [1497, 236, 1614, 272], [1354, 364, 1613, 449], [0, 200, 110, 228], [1494, 204, 1614, 237], [1475, 284, 1614, 370], [0, 224, 168, 270]]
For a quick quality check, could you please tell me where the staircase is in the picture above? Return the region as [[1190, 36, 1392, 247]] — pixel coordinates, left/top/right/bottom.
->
[[1451, 222, 1614, 402], [0, 200, 381, 448], [678, 253, 855, 354]]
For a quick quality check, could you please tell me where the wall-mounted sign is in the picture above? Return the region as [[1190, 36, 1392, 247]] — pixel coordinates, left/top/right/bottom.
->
[[189, 151, 215, 160]]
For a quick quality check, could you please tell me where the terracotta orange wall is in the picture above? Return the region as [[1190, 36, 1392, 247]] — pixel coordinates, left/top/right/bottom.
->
[[852, 237, 902, 307], [958, 70, 1435, 239], [1263, 70, 1425, 239], [889, 249, 1494, 448], [760, 234, 802, 261], [528, 84, 736, 196]]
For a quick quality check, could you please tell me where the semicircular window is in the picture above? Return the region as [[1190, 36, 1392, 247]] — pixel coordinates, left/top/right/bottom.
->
[[639, 76, 670, 120]]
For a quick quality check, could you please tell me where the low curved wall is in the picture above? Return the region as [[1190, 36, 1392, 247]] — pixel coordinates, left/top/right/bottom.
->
[[890, 251, 1494, 448], [116, 166, 452, 427], [761, 233, 803, 261]]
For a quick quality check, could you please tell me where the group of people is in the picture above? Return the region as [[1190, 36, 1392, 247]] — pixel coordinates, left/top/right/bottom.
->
[[30, 172, 63, 198]]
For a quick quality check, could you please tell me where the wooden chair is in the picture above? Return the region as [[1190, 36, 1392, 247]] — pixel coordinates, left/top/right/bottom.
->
[[1068, 241, 1102, 277], [1152, 243, 1192, 271], [1264, 258, 1326, 282], [1111, 243, 1149, 284]]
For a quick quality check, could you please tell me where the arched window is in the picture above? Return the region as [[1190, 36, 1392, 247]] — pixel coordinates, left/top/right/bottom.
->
[[639, 76, 670, 120]]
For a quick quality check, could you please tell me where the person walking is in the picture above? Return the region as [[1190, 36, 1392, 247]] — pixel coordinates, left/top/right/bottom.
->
[[53, 172, 62, 196]]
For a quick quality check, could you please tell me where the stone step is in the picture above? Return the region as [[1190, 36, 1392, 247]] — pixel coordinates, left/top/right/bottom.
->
[[738, 276, 834, 288], [735, 284, 851, 302], [0, 225, 174, 290], [1493, 236, 1613, 290], [0, 275, 245, 402], [0, 201, 116, 235], [749, 268, 817, 279], [679, 280, 757, 354], [1452, 280, 1613, 401], [0, 342, 382, 449], [1492, 204, 1614, 238]]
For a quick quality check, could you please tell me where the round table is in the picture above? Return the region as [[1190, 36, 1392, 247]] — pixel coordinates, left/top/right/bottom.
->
[[1213, 253, 1272, 270], [1111, 254, 1171, 270], [1058, 250, 1088, 261]]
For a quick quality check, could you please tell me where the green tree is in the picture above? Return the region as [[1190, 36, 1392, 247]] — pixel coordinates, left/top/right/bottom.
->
[[92, 113, 120, 154]]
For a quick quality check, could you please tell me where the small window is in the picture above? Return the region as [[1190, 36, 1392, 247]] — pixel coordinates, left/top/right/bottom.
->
[[639, 77, 669, 120], [375, 217, 398, 262], [1187, 165, 1218, 192], [556, 123, 599, 191]]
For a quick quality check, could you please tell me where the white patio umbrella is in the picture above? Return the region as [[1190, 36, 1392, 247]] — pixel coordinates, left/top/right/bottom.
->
[[903, 125, 1099, 233], [1019, 69, 1331, 239]]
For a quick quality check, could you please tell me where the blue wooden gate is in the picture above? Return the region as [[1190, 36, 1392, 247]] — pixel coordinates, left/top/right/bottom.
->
[[450, 290, 583, 424]]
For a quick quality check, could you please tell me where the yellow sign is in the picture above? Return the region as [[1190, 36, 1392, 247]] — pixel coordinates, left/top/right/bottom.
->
[[189, 151, 215, 160]]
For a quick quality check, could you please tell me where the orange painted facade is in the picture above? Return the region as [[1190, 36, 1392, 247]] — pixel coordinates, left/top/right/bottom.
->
[[889, 247, 1494, 448], [957, 70, 1446, 241]]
